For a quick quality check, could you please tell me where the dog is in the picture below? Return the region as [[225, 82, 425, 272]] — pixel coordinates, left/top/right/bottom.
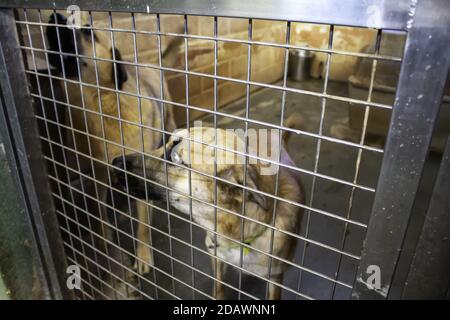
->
[[112, 114, 305, 299], [46, 13, 181, 275]]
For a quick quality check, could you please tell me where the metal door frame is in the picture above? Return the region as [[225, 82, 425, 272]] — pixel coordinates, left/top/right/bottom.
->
[[0, 0, 449, 299], [0, 8, 70, 299]]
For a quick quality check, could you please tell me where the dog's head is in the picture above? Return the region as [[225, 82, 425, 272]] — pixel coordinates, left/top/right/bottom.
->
[[112, 128, 280, 242], [46, 13, 127, 89]]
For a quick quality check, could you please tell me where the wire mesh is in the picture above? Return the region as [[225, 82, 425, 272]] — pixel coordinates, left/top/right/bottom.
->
[[13, 7, 405, 300]]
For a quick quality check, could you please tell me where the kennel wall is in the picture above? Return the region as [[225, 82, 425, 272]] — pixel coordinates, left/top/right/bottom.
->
[[0, 0, 449, 300]]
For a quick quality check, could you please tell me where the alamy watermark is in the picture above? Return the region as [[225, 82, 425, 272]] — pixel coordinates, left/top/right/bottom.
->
[[66, 264, 81, 290], [172, 121, 284, 175], [66, 5, 81, 29], [365, 265, 381, 290]]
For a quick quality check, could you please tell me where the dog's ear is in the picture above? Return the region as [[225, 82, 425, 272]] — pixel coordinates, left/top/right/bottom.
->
[[164, 105, 177, 133], [46, 13, 78, 77], [112, 47, 128, 90], [219, 165, 267, 210], [244, 165, 267, 210]]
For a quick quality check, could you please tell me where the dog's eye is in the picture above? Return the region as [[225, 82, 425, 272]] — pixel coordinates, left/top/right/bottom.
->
[[171, 149, 182, 164], [169, 140, 184, 165]]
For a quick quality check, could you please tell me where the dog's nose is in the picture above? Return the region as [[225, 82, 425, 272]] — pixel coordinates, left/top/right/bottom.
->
[[112, 156, 135, 187], [111, 154, 150, 199], [112, 156, 135, 171], [112, 156, 125, 170]]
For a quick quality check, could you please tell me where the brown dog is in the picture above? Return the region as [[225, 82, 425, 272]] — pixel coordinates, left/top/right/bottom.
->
[[112, 115, 304, 299], [47, 13, 179, 274]]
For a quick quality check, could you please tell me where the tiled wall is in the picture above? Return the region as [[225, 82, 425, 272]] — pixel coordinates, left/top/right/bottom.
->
[[19, 10, 377, 124]]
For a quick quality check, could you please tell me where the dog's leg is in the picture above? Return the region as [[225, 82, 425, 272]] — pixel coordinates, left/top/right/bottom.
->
[[98, 184, 114, 248], [268, 273, 283, 300], [134, 200, 153, 274], [211, 258, 226, 299], [96, 168, 130, 298], [94, 166, 114, 254]]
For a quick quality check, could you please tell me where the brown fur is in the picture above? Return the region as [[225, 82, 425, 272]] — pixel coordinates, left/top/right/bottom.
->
[[58, 25, 179, 275], [113, 117, 305, 299]]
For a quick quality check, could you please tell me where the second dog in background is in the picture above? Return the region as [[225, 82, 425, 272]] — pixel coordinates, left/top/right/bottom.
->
[[46, 13, 181, 275], [113, 114, 305, 299]]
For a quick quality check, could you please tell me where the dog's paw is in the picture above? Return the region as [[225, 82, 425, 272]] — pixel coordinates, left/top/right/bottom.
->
[[133, 260, 151, 275], [134, 245, 153, 275]]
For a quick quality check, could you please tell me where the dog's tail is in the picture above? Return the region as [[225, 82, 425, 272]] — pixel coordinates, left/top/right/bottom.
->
[[282, 113, 305, 144], [161, 26, 185, 67]]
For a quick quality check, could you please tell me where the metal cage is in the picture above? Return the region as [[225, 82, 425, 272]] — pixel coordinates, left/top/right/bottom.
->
[[0, 0, 449, 300]]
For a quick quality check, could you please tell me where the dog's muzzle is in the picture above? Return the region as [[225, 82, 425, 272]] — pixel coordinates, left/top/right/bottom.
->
[[112, 155, 162, 201]]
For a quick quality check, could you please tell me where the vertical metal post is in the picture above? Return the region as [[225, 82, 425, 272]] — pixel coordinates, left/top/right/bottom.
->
[[402, 135, 450, 299], [352, 0, 450, 299], [0, 94, 47, 299], [0, 8, 69, 299]]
